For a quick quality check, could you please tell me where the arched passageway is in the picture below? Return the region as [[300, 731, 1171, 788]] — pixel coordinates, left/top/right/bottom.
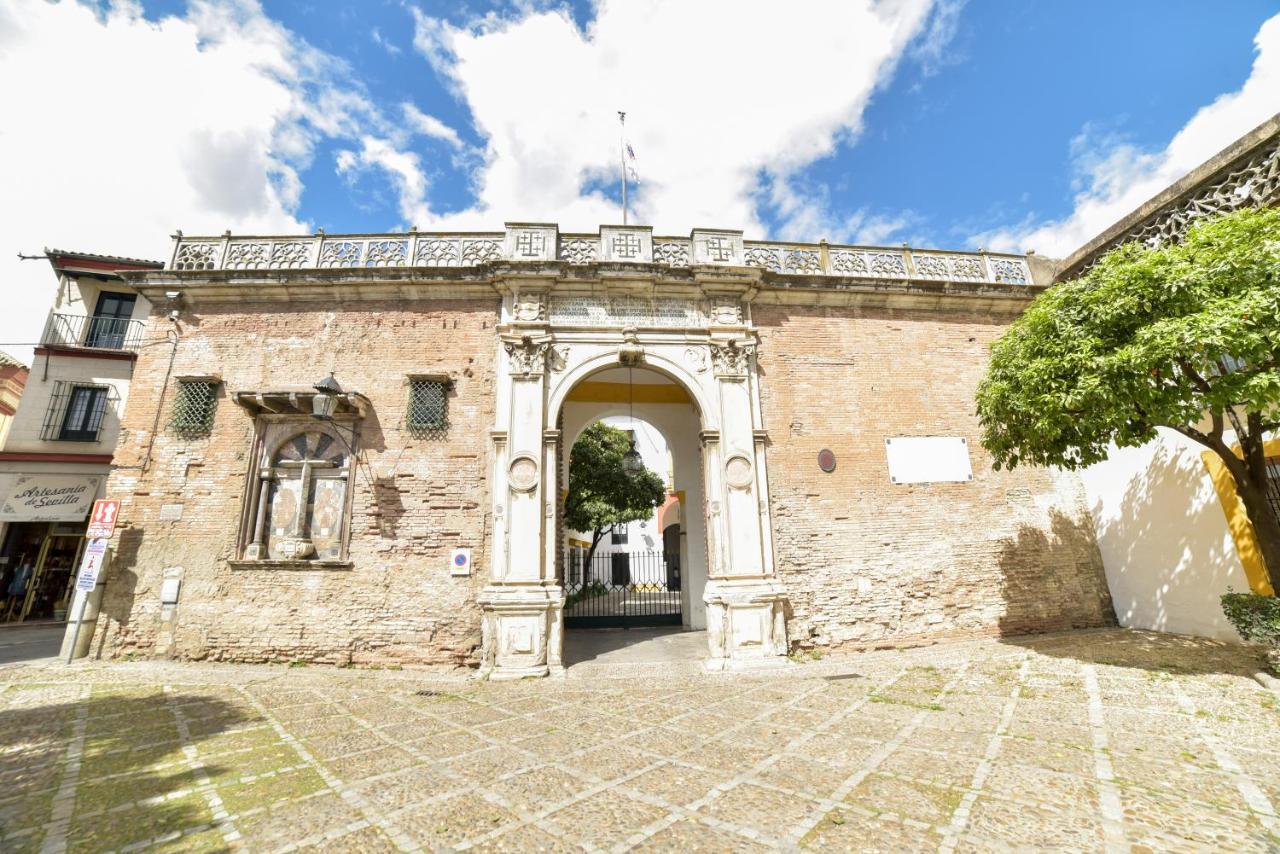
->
[[557, 366, 708, 632]]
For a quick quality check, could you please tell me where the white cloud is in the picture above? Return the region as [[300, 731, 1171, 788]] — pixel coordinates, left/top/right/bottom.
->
[[405, 0, 937, 235], [371, 26, 401, 56], [0, 0, 390, 361], [402, 103, 464, 149], [335, 136, 430, 222], [910, 0, 966, 77], [975, 12, 1280, 258]]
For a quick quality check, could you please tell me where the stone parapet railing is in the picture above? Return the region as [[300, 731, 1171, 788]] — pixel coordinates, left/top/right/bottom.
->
[[169, 223, 1033, 286]]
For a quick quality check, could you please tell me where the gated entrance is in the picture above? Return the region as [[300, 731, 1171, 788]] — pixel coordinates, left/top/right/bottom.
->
[[563, 549, 681, 627]]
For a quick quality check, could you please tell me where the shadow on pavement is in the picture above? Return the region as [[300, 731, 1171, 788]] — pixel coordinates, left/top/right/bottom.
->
[[0, 689, 253, 852]]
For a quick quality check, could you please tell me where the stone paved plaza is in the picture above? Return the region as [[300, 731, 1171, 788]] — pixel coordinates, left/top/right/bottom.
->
[[1, 628, 1277, 852]]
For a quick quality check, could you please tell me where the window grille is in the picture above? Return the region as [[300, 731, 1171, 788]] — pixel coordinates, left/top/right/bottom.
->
[[1264, 456, 1280, 526], [41, 382, 114, 442], [406, 377, 449, 438], [170, 379, 219, 437]]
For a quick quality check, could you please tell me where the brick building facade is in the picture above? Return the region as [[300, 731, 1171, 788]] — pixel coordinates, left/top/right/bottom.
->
[[81, 226, 1114, 675]]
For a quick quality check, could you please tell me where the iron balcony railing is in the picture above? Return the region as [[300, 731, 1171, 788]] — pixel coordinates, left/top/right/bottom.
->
[[42, 313, 145, 352]]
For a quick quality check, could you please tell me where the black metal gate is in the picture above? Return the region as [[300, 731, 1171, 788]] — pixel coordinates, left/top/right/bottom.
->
[[563, 549, 682, 628]]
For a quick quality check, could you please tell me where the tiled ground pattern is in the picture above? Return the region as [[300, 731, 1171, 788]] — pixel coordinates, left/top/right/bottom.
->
[[1, 629, 1277, 852]]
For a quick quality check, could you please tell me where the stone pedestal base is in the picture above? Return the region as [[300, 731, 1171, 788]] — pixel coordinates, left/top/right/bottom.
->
[[477, 584, 564, 680], [703, 579, 790, 672]]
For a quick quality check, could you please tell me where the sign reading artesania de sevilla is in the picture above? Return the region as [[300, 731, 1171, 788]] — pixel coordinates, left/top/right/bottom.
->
[[76, 539, 109, 592], [85, 499, 122, 540], [0, 474, 102, 522]]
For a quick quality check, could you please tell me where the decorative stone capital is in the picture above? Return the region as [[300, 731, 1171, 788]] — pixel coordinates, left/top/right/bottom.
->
[[503, 334, 553, 377], [710, 339, 756, 377]]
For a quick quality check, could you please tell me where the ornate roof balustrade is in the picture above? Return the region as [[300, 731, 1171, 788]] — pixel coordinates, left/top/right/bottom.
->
[[168, 223, 1035, 286]]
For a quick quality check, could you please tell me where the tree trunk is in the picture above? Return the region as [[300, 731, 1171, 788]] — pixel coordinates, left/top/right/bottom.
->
[[1230, 477, 1280, 594], [581, 527, 608, 587]]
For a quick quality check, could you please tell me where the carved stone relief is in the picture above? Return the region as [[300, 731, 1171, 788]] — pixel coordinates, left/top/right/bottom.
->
[[710, 340, 756, 377], [508, 456, 539, 492], [503, 336, 552, 376], [512, 293, 547, 322], [725, 455, 754, 489]]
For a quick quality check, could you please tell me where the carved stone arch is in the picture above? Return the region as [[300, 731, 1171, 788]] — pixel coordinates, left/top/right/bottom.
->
[[546, 348, 719, 432]]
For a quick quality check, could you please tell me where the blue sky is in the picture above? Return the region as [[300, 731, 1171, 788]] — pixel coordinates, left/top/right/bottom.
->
[[140, 0, 1278, 247], [0, 1, 1277, 356]]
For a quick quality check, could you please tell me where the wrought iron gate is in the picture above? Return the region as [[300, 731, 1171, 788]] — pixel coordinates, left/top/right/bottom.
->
[[563, 549, 681, 628]]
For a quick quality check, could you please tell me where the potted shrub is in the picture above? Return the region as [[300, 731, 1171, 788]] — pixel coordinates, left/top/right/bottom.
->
[[1221, 590, 1280, 676]]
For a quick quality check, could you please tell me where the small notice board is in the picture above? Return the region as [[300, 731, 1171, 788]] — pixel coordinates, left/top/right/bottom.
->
[[76, 539, 109, 592]]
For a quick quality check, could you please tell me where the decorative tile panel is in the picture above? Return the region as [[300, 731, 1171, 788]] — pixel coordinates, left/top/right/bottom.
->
[[364, 240, 408, 267], [558, 238, 598, 264], [269, 241, 312, 269], [224, 242, 270, 270], [783, 249, 822, 274], [415, 237, 461, 266], [173, 241, 221, 271], [990, 258, 1028, 285], [166, 227, 1034, 287], [829, 250, 868, 275], [653, 240, 691, 267], [319, 240, 363, 268], [461, 239, 503, 264], [743, 247, 781, 272]]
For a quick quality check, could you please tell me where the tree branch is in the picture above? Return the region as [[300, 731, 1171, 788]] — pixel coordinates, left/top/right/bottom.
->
[[1176, 357, 1213, 396]]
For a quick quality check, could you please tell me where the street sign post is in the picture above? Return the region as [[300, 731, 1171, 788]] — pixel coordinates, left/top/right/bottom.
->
[[67, 537, 109, 664], [85, 499, 121, 540]]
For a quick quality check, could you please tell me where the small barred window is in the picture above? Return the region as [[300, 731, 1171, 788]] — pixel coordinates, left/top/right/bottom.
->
[[407, 377, 448, 438], [171, 379, 219, 437]]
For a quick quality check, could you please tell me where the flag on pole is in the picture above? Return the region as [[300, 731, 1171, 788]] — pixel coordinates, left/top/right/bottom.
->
[[625, 142, 639, 182]]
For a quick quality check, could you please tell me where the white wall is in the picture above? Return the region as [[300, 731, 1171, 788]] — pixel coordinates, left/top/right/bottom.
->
[[4, 355, 134, 454], [50, 273, 153, 325], [1080, 428, 1253, 641]]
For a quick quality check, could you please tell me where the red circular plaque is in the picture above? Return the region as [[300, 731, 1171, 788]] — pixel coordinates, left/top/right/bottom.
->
[[818, 449, 836, 473]]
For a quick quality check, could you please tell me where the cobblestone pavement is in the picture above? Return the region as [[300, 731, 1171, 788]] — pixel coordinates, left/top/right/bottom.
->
[[2, 628, 1277, 852]]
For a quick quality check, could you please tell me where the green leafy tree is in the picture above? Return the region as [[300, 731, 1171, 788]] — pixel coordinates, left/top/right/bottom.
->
[[564, 421, 666, 571], [977, 207, 1280, 593]]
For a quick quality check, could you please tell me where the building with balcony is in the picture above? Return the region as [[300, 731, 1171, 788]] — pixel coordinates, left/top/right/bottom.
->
[[0, 249, 161, 624]]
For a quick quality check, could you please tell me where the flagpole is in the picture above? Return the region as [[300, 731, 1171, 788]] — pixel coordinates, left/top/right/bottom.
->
[[618, 110, 628, 225]]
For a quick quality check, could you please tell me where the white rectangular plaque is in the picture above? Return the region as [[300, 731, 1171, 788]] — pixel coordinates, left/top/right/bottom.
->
[[885, 436, 972, 484]]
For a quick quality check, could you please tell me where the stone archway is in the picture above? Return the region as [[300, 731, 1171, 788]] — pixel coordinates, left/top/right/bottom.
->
[[478, 286, 789, 678], [556, 368, 707, 630]]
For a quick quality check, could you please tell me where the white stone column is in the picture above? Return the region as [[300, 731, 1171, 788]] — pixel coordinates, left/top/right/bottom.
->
[[702, 336, 789, 670], [478, 275, 565, 679]]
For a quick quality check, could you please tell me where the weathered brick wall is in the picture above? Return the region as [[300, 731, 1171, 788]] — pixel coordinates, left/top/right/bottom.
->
[[753, 302, 1115, 650], [96, 297, 498, 667]]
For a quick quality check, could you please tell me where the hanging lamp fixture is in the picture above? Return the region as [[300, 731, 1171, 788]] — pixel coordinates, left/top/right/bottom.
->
[[621, 366, 643, 478]]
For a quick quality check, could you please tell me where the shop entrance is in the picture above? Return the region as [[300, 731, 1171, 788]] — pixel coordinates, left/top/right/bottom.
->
[[1, 523, 85, 623]]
